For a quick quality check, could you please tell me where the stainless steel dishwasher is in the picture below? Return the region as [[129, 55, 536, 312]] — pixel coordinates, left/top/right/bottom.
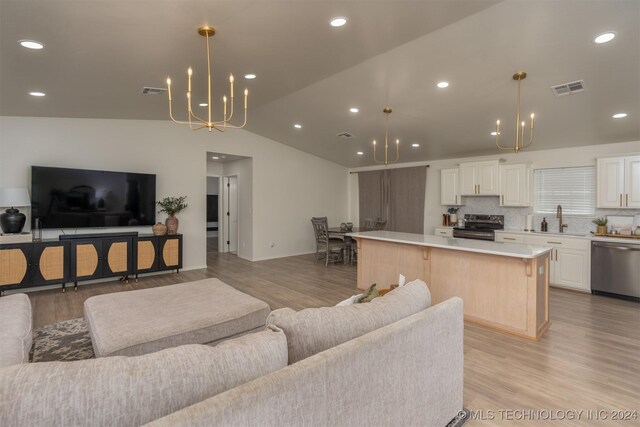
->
[[591, 240, 640, 301]]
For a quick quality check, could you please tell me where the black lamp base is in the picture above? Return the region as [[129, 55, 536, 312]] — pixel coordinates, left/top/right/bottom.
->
[[0, 208, 26, 234]]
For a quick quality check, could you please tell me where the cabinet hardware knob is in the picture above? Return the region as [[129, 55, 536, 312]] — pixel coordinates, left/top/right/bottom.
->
[[547, 241, 562, 244]]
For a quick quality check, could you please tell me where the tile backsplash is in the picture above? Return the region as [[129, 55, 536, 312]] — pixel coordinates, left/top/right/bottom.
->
[[450, 196, 639, 234]]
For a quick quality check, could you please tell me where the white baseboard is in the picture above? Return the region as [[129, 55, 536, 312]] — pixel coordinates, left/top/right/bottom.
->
[[250, 251, 315, 262]]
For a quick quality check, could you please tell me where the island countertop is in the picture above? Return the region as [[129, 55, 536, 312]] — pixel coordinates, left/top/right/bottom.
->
[[348, 231, 552, 259]]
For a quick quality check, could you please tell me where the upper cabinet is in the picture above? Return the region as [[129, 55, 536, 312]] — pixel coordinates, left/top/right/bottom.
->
[[499, 163, 530, 207], [440, 168, 463, 206], [459, 160, 500, 196], [597, 155, 640, 208]]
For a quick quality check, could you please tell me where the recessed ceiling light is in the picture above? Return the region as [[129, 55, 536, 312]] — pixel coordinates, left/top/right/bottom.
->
[[199, 103, 208, 107], [18, 39, 44, 50], [294, 124, 302, 129], [211, 156, 219, 160], [29, 91, 45, 97], [436, 81, 449, 89], [350, 107, 359, 113], [612, 113, 627, 119], [411, 143, 420, 148], [356, 151, 364, 155], [330, 17, 348, 27], [594, 32, 616, 44], [244, 74, 256, 80], [490, 131, 501, 136]]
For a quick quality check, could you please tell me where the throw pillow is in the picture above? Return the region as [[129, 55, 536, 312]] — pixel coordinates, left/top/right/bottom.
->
[[356, 283, 379, 303], [335, 294, 363, 306]]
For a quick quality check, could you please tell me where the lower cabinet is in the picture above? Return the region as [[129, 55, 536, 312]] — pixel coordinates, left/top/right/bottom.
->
[[507, 233, 591, 292], [0, 241, 69, 291], [1, 234, 182, 294], [70, 237, 133, 290], [133, 235, 182, 280]]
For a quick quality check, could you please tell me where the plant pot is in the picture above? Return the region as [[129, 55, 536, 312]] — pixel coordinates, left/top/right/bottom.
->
[[165, 215, 179, 235], [596, 225, 607, 235], [449, 214, 458, 225], [152, 222, 168, 236]]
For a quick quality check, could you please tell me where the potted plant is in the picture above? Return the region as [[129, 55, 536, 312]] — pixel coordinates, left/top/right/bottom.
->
[[157, 196, 188, 235], [447, 207, 459, 225], [592, 217, 607, 235]]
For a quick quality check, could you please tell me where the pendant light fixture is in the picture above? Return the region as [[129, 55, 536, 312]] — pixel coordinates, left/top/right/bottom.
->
[[373, 107, 399, 166], [495, 71, 535, 153], [166, 26, 248, 132]]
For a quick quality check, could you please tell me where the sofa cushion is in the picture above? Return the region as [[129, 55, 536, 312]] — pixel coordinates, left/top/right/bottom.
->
[[0, 327, 287, 427], [0, 293, 32, 368], [267, 279, 431, 363]]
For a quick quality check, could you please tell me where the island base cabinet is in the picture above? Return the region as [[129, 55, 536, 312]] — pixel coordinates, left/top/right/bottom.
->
[[355, 237, 550, 340], [429, 248, 550, 340]]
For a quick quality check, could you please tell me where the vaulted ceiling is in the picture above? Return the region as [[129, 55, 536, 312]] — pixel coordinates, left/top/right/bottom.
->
[[1, 0, 638, 167]]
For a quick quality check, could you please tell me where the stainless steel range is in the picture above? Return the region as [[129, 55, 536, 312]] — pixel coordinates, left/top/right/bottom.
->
[[453, 214, 504, 241]]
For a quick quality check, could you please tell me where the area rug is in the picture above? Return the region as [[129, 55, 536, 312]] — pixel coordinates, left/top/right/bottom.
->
[[30, 318, 94, 362]]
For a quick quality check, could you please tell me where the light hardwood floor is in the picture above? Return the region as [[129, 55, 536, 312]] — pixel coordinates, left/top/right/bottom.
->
[[27, 251, 639, 426]]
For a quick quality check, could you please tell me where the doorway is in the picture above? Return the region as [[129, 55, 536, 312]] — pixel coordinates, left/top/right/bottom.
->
[[222, 176, 239, 253], [206, 176, 220, 252]]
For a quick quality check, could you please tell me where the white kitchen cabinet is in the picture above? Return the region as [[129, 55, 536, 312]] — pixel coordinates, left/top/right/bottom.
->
[[499, 163, 530, 207], [434, 227, 453, 238], [459, 160, 500, 196], [523, 234, 590, 292], [440, 168, 463, 206], [597, 155, 640, 208]]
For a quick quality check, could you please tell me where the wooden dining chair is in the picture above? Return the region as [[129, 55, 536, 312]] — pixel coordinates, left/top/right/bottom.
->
[[311, 217, 345, 266]]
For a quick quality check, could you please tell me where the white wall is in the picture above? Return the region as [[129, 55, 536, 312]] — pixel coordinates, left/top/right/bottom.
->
[[349, 140, 640, 233], [0, 116, 349, 267]]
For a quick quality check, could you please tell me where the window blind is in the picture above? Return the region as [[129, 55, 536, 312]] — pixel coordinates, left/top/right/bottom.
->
[[533, 166, 596, 216]]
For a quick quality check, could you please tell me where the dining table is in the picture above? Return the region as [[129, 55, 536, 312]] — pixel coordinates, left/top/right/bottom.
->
[[328, 227, 361, 265]]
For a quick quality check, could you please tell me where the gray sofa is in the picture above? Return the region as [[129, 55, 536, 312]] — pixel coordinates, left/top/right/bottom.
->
[[0, 281, 463, 427]]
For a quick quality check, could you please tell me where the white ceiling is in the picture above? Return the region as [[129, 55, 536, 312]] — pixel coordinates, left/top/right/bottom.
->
[[1, 0, 638, 167]]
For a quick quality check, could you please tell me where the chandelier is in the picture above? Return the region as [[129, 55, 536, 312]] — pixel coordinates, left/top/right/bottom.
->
[[373, 107, 399, 166], [495, 71, 534, 153], [166, 26, 248, 132]]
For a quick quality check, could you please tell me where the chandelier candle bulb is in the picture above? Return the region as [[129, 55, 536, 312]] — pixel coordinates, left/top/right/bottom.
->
[[230, 74, 234, 98], [244, 89, 248, 109], [166, 78, 172, 101]]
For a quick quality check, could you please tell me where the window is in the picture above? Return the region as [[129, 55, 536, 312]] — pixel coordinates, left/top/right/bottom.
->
[[533, 166, 596, 216]]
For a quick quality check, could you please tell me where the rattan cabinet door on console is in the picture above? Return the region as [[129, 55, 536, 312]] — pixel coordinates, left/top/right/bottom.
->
[[102, 238, 133, 278], [70, 240, 103, 283], [31, 242, 69, 287], [134, 236, 158, 280], [0, 244, 32, 291], [158, 235, 183, 272]]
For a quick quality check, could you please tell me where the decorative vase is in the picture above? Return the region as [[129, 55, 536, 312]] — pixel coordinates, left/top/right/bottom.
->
[[449, 213, 458, 225], [0, 208, 27, 234], [152, 222, 168, 236], [165, 215, 179, 235], [596, 225, 607, 235]]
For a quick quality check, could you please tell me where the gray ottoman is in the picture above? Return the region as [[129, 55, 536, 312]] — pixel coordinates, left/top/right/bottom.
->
[[84, 278, 270, 358], [0, 293, 33, 368]]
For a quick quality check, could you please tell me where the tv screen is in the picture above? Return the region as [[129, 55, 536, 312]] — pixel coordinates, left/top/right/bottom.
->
[[31, 166, 156, 229]]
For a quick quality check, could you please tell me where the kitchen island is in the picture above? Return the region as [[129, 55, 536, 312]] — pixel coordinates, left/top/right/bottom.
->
[[349, 231, 552, 340]]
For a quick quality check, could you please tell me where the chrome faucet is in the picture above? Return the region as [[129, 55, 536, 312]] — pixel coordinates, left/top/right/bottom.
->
[[556, 205, 568, 233]]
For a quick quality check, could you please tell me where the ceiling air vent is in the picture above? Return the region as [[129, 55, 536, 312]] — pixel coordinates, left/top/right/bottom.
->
[[337, 132, 354, 139], [550, 80, 585, 97], [141, 87, 168, 95]]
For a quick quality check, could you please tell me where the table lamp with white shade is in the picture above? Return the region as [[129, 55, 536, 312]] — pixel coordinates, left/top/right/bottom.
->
[[0, 187, 31, 234]]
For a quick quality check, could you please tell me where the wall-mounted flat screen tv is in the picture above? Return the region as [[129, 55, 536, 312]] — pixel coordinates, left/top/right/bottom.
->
[[31, 166, 156, 229]]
